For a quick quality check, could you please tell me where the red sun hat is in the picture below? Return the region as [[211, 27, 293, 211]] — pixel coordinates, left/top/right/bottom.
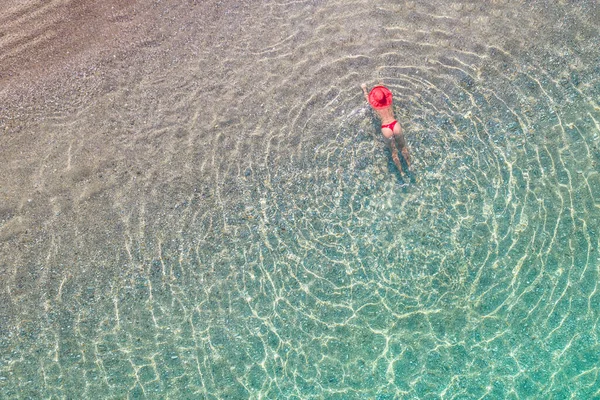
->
[[368, 86, 393, 109]]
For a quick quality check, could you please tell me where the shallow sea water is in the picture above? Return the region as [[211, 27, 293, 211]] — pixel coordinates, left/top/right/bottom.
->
[[1, 0, 600, 398]]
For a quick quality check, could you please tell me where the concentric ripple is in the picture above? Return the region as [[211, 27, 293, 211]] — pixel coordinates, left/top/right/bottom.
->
[[1, 0, 599, 398]]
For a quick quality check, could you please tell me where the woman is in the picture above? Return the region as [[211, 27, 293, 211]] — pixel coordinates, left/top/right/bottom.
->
[[361, 83, 410, 174]]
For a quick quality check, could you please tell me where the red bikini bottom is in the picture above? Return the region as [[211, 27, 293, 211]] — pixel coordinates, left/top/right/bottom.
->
[[381, 120, 397, 131]]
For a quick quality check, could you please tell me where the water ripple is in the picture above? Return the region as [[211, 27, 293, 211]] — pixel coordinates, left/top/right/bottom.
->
[[1, 0, 600, 398]]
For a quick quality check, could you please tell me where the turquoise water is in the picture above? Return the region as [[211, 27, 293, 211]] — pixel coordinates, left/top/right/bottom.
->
[[1, 0, 600, 398]]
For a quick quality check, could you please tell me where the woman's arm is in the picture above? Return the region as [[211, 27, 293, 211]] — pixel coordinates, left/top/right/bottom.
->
[[361, 83, 369, 103]]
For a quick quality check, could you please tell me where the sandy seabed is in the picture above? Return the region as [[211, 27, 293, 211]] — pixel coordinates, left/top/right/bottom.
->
[[1, 0, 600, 398]]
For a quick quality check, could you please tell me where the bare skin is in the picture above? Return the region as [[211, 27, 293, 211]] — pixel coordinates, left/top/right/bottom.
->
[[361, 83, 410, 173]]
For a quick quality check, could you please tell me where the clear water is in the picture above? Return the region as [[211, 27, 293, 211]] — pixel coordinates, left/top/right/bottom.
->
[[1, 0, 600, 398]]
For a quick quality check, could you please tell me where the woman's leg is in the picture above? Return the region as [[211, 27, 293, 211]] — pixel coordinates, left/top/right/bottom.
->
[[383, 133, 403, 173], [392, 123, 410, 166]]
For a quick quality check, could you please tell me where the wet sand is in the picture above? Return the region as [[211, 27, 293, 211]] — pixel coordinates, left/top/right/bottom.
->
[[1, 0, 141, 86]]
